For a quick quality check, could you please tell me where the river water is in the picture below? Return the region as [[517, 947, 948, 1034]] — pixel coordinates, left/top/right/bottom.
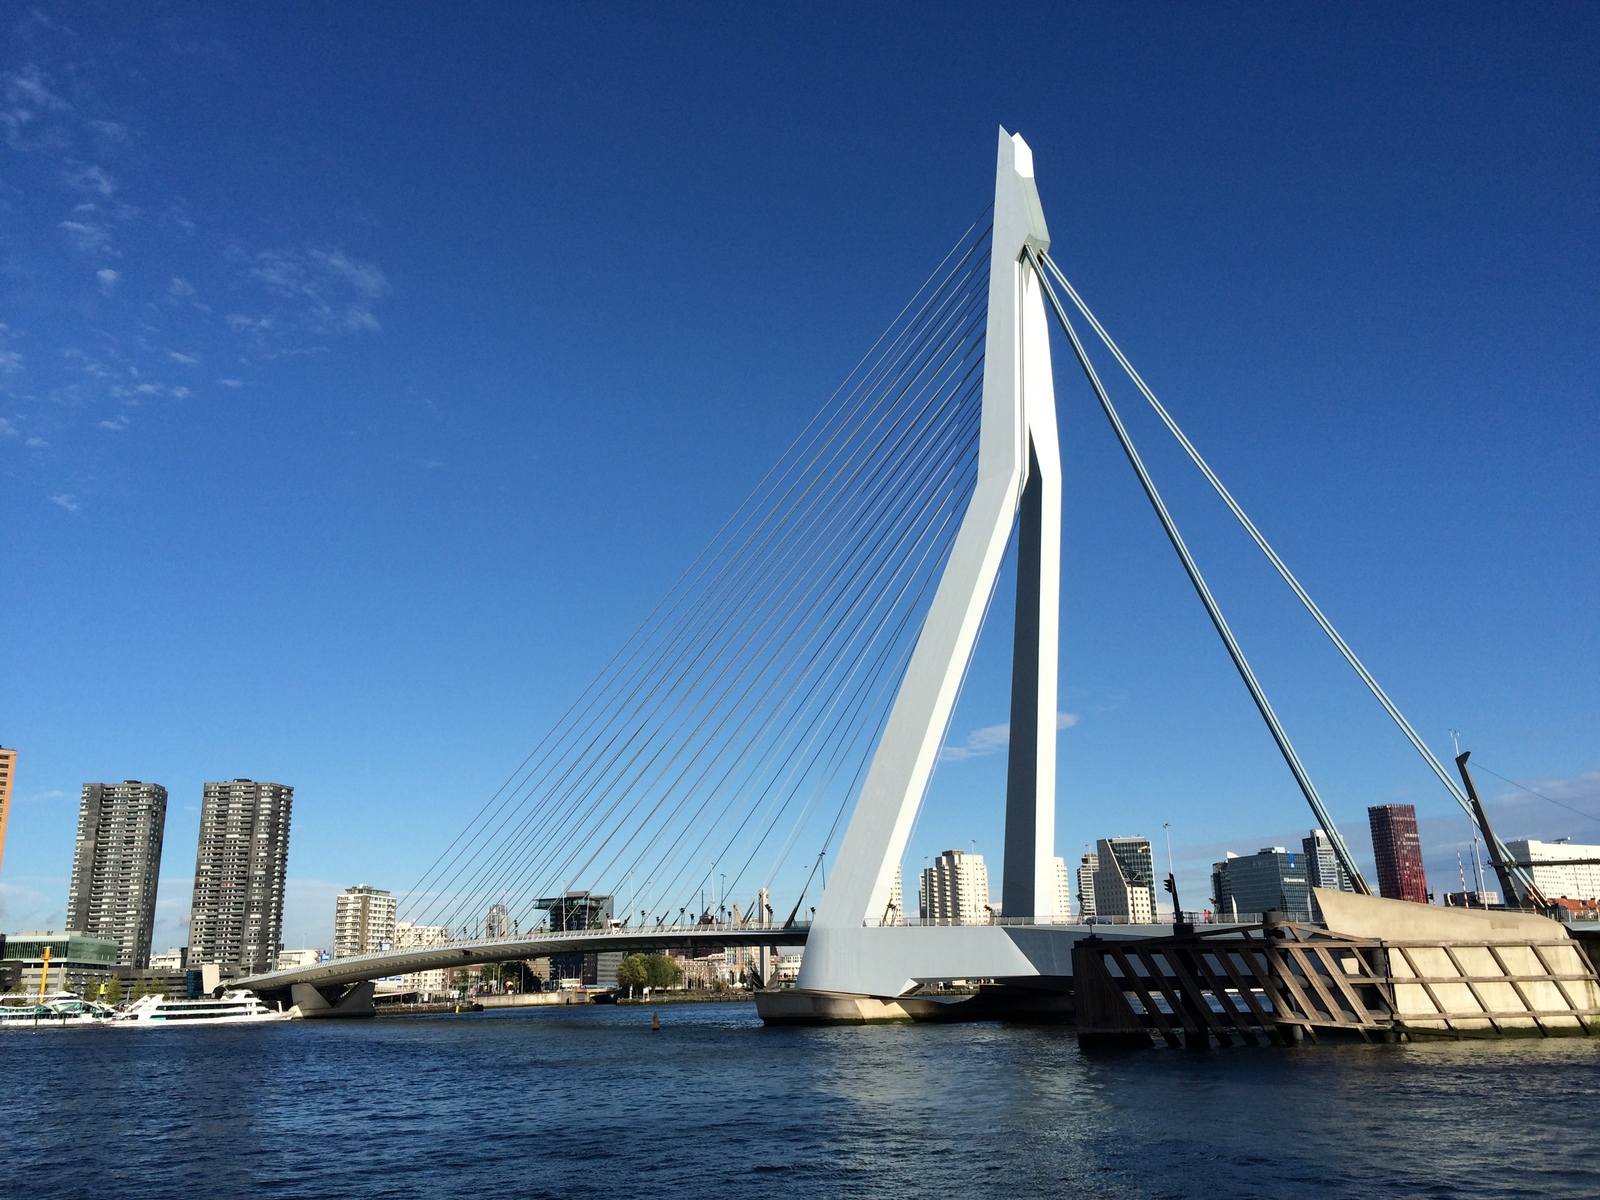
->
[[5, 1003, 1597, 1198]]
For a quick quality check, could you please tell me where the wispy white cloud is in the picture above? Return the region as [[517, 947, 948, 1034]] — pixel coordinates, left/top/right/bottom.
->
[[168, 350, 198, 364], [942, 712, 1080, 761], [26, 436, 49, 448], [58, 217, 115, 254], [217, 377, 245, 388], [0, 417, 17, 438], [50, 493, 80, 511], [98, 414, 129, 431], [0, 65, 71, 150], [87, 118, 129, 143], [235, 244, 389, 336], [64, 162, 117, 197], [96, 266, 120, 294], [1487, 767, 1600, 828]]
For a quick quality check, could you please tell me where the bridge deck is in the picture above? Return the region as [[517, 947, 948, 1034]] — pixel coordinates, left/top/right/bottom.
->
[[240, 925, 810, 993]]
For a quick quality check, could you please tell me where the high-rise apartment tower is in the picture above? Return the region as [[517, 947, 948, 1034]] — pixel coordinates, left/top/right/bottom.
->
[[1368, 804, 1428, 904], [1076, 852, 1099, 920], [335, 884, 398, 957], [189, 779, 293, 975], [0, 746, 14, 879], [1052, 856, 1073, 921], [66, 781, 168, 968], [918, 849, 991, 925]]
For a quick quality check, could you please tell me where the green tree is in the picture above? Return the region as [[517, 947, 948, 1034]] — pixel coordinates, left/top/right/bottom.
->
[[103, 975, 123, 1006], [616, 954, 681, 995], [644, 954, 682, 990], [616, 954, 650, 994]]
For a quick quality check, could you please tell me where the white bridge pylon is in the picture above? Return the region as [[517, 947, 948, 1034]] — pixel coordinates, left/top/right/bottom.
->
[[798, 129, 1069, 997]]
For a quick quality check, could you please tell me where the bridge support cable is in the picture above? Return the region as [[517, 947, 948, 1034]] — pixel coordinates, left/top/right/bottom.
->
[[1035, 251, 1539, 901], [402, 219, 996, 936], [639, 462, 977, 918], [402, 214, 994, 923], [403, 227, 992, 929], [400, 221, 991, 925], [464, 333, 986, 925], [412, 252, 985, 927], [1030, 249, 1372, 895], [508, 404, 983, 922]]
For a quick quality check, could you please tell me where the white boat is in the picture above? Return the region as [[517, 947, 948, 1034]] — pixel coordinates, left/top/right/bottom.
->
[[115, 988, 288, 1025], [0, 991, 116, 1028]]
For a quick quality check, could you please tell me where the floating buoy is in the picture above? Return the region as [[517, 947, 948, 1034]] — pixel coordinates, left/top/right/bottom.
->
[[652, 1010, 660, 1031]]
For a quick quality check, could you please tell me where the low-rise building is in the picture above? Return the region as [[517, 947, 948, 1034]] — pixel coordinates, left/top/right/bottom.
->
[[1505, 839, 1600, 906], [673, 949, 734, 989], [0, 931, 120, 996], [148, 946, 187, 971], [394, 920, 450, 998]]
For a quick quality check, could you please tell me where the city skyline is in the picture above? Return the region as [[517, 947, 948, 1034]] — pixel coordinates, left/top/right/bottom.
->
[[2, 6, 1596, 950]]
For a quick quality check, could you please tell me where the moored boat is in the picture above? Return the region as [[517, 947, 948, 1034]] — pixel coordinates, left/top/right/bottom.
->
[[0, 991, 116, 1027], [115, 988, 288, 1025]]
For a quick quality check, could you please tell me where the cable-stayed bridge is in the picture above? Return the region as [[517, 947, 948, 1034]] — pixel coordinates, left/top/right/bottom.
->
[[242, 129, 1531, 1020]]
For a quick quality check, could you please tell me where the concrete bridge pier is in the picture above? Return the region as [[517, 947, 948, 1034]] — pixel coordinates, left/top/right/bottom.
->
[[287, 980, 377, 1019]]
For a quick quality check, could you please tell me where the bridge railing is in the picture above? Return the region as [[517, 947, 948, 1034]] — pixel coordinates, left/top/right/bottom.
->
[[866, 913, 1278, 928], [308, 922, 811, 971]]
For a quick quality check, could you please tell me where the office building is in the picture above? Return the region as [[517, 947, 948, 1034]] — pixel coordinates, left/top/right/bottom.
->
[[1077, 852, 1099, 920], [918, 849, 991, 925], [1368, 804, 1428, 904], [1212, 847, 1312, 922], [334, 885, 398, 958], [0, 931, 119, 996], [485, 902, 510, 939], [536, 891, 613, 985], [66, 781, 169, 968], [1053, 856, 1072, 920], [1302, 828, 1355, 893], [0, 745, 15, 879], [1505, 839, 1600, 906], [189, 779, 294, 976], [395, 920, 450, 997], [1093, 837, 1157, 924]]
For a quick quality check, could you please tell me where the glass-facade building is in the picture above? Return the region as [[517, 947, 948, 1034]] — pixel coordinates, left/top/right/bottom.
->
[[1212, 847, 1311, 921], [1368, 804, 1428, 904]]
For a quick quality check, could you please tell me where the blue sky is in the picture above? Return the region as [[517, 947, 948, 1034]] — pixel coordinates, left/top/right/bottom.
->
[[2, 3, 1596, 949]]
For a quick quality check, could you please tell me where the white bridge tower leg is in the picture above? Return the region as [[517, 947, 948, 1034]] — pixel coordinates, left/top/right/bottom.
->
[[798, 129, 1061, 996]]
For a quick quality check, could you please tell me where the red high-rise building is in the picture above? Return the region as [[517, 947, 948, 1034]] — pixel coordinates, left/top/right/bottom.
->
[[1368, 804, 1429, 904]]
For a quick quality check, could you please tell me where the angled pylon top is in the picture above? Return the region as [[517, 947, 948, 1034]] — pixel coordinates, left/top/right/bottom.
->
[[996, 127, 1050, 259]]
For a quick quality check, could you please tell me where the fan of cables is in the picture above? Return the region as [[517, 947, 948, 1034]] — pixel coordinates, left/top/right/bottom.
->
[[401, 211, 995, 937]]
